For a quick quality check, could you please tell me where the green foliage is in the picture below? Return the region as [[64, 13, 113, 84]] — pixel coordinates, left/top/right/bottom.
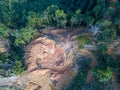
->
[[0, 0, 13, 27], [0, 0, 27, 28], [13, 60, 24, 75], [83, 15, 95, 26], [86, 0, 96, 10], [77, 35, 92, 49], [110, 60, 120, 72], [0, 53, 10, 63], [98, 20, 112, 28], [65, 70, 87, 90], [93, 42, 112, 82], [94, 67, 112, 82], [69, 3, 95, 27], [93, 5, 102, 18], [97, 29, 116, 41], [12, 27, 38, 46], [55, 9, 67, 28], [70, 10, 84, 27], [97, 42, 107, 54], [97, 0, 106, 7], [104, 7, 115, 18], [9, 44, 25, 75], [96, 42, 120, 74], [72, 71, 86, 89], [45, 5, 67, 28], [45, 5, 59, 25], [0, 23, 10, 40], [80, 0, 90, 11], [103, 20, 112, 28], [0, 46, 25, 76], [96, 20, 116, 41], [27, 12, 36, 27], [59, 0, 80, 12], [27, 5, 67, 28], [96, 42, 113, 65], [27, 11, 49, 29]]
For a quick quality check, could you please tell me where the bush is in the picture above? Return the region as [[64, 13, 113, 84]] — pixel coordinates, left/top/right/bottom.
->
[[0, 52, 10, 63], [94, 67, 112, 82], [97, 42, 107, 54], [27, 11, 50, 29], [27, 5, 67, 28], [96, 20, 112, 28], [77, 35, 92, 49], [93, 5, 102, 18], [97, 29, 116, 41], [0, 23, 10, 40], [11, 27, 38, 46], [70, 10, 84, 27], [83, 15, 95, 26], [27, 12, 40, 28], [13, 60, 24, 75], [55, 9, 67, 28]]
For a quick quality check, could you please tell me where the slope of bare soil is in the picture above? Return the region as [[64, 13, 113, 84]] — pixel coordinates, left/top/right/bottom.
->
[[0, 28, 98, 90]]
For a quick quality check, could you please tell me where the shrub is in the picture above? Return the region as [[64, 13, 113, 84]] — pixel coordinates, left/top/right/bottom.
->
[[12, 27, 38, 46], [77, 35, 92, 49], [13, 60, 24, 75], [0, 52, 10, 63], [97, 29, 116, 41], [70, 10, 84, 27], [94, 67, 112, 82], [0, 23, 10, 40], [96, 20, 112, 28], [55, 9, 67, 28], [83, 15, 95, 26], [27, 12, 40, 28], [97, 42, 107, 54], [45, 5, 59, 25], [93, 5, 102, 18], [27, 11, 50, 28]]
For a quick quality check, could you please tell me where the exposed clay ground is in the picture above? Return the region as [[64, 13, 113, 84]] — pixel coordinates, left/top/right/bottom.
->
[[0, 27, 102, 90], [24, 29, 79, 90], [0, 29, 80, 90]]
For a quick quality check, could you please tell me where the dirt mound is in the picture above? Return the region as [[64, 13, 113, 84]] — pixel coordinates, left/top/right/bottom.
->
[[26, 37, 72, 72]]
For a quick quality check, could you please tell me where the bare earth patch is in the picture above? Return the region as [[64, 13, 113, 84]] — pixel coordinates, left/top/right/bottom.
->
[[24, 33, 78, 90], [0, 28, 100, 90]]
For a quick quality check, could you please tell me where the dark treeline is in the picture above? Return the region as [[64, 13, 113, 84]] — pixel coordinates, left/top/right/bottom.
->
[[0, 0, 119, 29]]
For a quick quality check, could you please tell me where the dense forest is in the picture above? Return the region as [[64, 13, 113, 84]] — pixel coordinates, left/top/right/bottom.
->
[[0, 0, 120, 90]]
